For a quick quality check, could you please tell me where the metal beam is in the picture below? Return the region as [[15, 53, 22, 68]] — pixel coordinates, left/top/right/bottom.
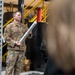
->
[[21, 0, 24, 24], [0, 0, 3, 75], [18, 0, 24, 24]]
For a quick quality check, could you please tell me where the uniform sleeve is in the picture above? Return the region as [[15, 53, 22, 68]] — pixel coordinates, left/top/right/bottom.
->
[[4, 25, 15, 47]]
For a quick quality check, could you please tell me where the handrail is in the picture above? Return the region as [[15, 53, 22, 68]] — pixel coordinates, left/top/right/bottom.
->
[[24, 0, 43, 18], [2, 52, 7, 61], [2, 43, 7, 48], [42, 2, 53, 22], [42, 5, 51, 21], [30, 1, 53, 22], [29, 2, 53, 22], [3, 18, 14, 28], [42, 6, 47, 15], [29, 5, 48, 22], [24, 0, 35, 10], [29, 14, 37, 22], [42, 4, 53, 21]]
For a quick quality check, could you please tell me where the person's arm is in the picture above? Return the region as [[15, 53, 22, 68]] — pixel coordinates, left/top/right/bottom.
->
[[4, 25, 21, 47], [4, 25, 15, 47]]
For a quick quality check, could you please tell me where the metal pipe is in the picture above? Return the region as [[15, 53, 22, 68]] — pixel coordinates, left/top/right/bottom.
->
[[2, 36, 5, 43], [24, 0, 35, 10], [19, 21, 37, 43]]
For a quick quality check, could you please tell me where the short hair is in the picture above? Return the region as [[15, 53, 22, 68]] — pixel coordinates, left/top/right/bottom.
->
[[13, 11, 21, 17]]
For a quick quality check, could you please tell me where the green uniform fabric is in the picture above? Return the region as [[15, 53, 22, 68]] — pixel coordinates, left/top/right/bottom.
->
[[4, 20, 27, 75]]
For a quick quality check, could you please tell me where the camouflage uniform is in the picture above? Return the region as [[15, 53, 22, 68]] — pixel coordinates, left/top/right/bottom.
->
[[4, 20, 27, 75]]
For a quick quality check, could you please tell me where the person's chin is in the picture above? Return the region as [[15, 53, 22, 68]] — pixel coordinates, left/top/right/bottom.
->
[[19, 20, 21, 22]]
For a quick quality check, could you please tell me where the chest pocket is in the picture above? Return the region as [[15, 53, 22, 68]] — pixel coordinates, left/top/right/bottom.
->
[[10, 25, 24, 40]]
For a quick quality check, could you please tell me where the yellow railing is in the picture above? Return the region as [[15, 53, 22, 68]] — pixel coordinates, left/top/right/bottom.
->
[[24, 0, 43, 18], [42, 6, 48, 22], [29, 5, 47, 22], [2, 43, 7, 48], [3, 18, 14, 28], [2, 52, 7, 62], [29, 2, 52, 22], [42, 2, 53, 21], [24, 0, 35, 9], [29, 7, 46, 22]]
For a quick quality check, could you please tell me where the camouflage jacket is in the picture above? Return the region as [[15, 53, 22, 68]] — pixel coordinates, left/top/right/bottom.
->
[[4, 20, 28, 51]]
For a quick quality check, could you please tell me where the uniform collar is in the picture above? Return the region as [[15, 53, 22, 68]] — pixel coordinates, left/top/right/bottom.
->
[[13, 20, 21, 24], [13, 20, 21, 27]]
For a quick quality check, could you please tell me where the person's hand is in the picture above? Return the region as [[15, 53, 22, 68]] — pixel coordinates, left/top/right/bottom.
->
[[29, 31, 33, 38], [15, 41, 21, 46], [29, 31, 32, 34]]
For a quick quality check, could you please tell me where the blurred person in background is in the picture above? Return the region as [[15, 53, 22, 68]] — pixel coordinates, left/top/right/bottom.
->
[[44, 0, 75, 74]]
